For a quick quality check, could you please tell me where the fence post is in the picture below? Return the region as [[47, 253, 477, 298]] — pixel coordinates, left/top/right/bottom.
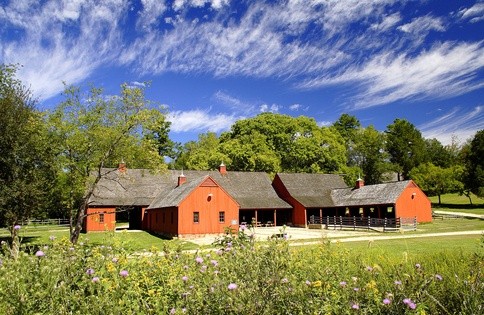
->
[[353, 216, 356, 230], [326, 216, 329, 229], [339, 216, 342, 230], [368, 216, 370, 230], [414, 216, 417, 231], [384, 218, 387, 232]]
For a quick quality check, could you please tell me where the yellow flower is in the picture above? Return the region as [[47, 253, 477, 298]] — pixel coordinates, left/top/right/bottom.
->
[[311, 280, 322, 288]]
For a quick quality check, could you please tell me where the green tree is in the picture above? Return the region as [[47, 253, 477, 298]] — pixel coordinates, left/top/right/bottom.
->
[[410, 163, 463, 205], [222, 113, 347, 173], [47, 83, 168, 244], [424, 138, 453, 168], [462, 130, 484, 198], [385, 119, 426, 180], [0, 65, 56, 233], [353, 125, 390, 185], [175, 132, 228, 170], [332, 114, 361, 167]]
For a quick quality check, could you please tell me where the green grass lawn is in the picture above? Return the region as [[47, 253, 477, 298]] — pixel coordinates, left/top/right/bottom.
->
[[429, 192, 484, 206]]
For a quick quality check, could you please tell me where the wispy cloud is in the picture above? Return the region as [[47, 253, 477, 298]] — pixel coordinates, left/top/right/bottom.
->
[[300, 41, 484, 109], [212, 91, 255, 114], [0, 0, 126, 99], [458, 2, 484, 23], [397, 15, 446, 34], [419, 106, 484, 145], [167, 109, 238, 133]]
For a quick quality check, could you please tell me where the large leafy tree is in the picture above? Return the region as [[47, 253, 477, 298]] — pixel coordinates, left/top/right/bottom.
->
[[47, 83, 168, 244], [423, 138, 453, 168], [0, 65, 56, 232], [223, 113, 347, 173], [462, 130, 484, 198], [333, 114, 361, 166], [385, 119, 426, 180], [174, 132, 229, 170], [353, 125, 390, 185], [410, 163, 463, 205]]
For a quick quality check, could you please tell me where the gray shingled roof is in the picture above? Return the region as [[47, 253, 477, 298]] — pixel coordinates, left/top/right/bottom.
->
[[89, 169, 291, 210], [147, 175, 210, 209], [331, 180, 411, 206], [275, 173, 348, 208]]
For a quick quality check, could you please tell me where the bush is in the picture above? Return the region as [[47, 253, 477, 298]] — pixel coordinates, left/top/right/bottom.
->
[[0, 232, 482, 314]]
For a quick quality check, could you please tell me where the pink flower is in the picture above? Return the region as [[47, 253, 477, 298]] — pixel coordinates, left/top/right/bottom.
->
[[383, 298, 391, 305], [119, 270, 128, 277], [35, 250, 45, 257], [86, 268, 95, 275], [92, 277, 100, 283], [227, 283, 238, 290], [351, 303, 359, 309], [195, 256, 203, 264]]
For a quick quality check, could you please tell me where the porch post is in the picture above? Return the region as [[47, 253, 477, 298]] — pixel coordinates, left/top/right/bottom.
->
[[255, 210, 258, 227], [319, 208, 323, 224], [273, 209, 277, 227], [304, 209, 307, 228]]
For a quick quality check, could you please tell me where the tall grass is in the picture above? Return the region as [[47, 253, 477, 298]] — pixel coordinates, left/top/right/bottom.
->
[[1, 228, 482, 314]]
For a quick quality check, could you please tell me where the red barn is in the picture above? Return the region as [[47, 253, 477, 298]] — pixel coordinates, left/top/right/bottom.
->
[[145, 174, 239, 237]]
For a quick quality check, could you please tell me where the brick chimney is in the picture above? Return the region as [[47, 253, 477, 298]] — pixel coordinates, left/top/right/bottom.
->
[[118, 160, 127, 173], [218, 162, 227, 175], [177, 171, 186, 187], [355, 176, 364, 189]]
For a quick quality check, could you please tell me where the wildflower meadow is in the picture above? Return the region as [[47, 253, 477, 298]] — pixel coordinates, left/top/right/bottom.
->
[[0, 227, 482, 314]]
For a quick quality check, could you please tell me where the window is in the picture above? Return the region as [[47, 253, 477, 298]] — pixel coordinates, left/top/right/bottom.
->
[[99, 213, 104, 223], [387, 206, 393, 213], [193, 212, 200, 223], [219, 211, 225, 223]]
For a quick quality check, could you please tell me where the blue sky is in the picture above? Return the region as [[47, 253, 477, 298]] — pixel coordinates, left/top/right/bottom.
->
[[1, 0, 483, 146]]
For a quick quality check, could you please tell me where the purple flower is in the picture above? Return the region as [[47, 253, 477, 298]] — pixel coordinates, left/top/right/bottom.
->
[[35, 250, 45, 257], [210, 259, 218, 267], [92, 277, 100, 283], [415, 263, 421, 269], [112, 257, 118, 263], [353, 287, 360, 292], [86, 268, 95, 275], [383, 298, 391, 305], [340, 281, 347, 287], [305, 280, 311, 286], [240, 224, 247, 231], [403, 298, 411, 304], [49, 235, 56, 241], [13, 225, 21, 230], [366, 266, 373, 272], [216, 249, 224, 256], [351, 303, 359, 309], [403, 298, 417, 309], [394, 280, 402, 285], [195, 256, 203, 264], [435, 274, 443, 281], [200, 265, 207, 273], [228, 283, 238, 290], [226, 242, 232, 248], [281, 278, 288, 283], [170, 308, 176, 315], [182, 276, 188, 282], [119, 270, 128, 277]]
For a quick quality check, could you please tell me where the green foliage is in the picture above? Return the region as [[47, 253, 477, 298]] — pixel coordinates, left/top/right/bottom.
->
[[386, 119, 426, 180], [0, 64, 56, 229], [0, 233, 482, 314], [353, 125, 390, 185], [462, 130, 484, 198], [47, 83, 168, 243], [410, 163, 463, 204]]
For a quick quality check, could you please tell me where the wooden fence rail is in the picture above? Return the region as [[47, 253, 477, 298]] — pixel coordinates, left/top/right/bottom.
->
[[309, 215, 417, 232]]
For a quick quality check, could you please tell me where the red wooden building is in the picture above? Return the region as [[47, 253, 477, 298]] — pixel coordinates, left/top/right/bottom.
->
[[273, 173, 432, 226], [85, 164, 431, 235]]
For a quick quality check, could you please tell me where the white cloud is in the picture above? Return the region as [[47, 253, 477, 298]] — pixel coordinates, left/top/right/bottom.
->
[[212, 91, 255, 114], [259, 104, 280, 113], [0, 0, 127, 99], [300, 42, 484, 109], [173, 0, 230, 11], [458, 2, 484, 23], [370, 12, 402, 31], [168, 109, 238, 133], [398, 15, 446, 34], [289, 103, 302, 111], [318, 120, 332, 127], [419, 106, 484, 145], [137, 0, 167, 30]]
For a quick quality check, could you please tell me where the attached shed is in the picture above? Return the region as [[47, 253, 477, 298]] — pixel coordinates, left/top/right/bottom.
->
[[146, 174, 239, 237], [331, 180, 432, 223], [272, 173, 347, 227]]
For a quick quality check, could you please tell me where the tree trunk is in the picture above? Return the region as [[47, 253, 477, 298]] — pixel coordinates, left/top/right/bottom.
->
[[438, 194, 441, 205]]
